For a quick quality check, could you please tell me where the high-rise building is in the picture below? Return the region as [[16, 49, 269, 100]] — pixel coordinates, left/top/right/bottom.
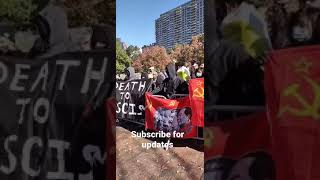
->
[[116, 38, 128, 50], [155, 0, 204, 49]]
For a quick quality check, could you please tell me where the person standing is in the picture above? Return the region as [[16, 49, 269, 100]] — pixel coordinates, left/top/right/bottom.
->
[[196, 63, 204, 78], [190, 63, 198, 79], [163, 63, 189, 98], [30, 0, 71, 58], [177, 62, 191, 81]]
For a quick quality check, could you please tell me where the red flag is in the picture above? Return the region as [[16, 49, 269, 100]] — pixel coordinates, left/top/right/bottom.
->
[[205, 113, 271, 160], [204, 113, 274, 180], [265, 45, 320, 180], [105, 97, 116, 179], [145, 92, 197, 138], [189, 78, 204, 127]]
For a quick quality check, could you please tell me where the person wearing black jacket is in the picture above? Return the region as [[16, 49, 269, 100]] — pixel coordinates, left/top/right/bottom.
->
[[151, 72, 166, 96], [124, 67, 137, 81], [162, 63, 189, 98]]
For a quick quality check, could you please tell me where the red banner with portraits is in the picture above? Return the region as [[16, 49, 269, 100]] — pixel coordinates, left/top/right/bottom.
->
[[204, 113, 273, 180], [145, 93, 197, 138]]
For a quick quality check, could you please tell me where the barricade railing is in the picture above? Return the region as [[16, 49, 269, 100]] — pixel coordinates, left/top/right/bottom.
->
[[118, 93, 204, 141], [170, 94, 189, 99], [152, 95, 167, 99], [169, 94, 203, 140]]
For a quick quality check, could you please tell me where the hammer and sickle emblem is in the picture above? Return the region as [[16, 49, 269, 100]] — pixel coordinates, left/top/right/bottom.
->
[[279, 75, 320, 120], [146, 98, 153, 111], [193, 87, 204, 98], [169, 101, 176, 107]]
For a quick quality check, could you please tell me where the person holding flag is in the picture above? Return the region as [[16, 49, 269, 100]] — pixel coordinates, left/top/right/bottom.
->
[[177, 62, 191, 81], [221, 0, 272, 59]]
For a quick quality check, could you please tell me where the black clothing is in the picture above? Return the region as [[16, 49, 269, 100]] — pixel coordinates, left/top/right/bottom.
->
[[124, 67, 136, 80], [162, 63, 189, 98], [205, 40, 265, 120]]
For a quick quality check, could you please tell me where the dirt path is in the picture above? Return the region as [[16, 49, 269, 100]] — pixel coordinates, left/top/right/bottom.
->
[[116, 126, 204, 180]]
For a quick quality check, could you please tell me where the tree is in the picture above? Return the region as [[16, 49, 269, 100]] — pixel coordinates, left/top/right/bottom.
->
[[64, 0, 115, 27], [132, 46, 171, 73], [170, 34, 204, 66], [116, 39, 131, 74], [126, 45, 140, 60], [191, 34, 204, 64], [0, 0, 37, 24], [170, 44, 193, 66]]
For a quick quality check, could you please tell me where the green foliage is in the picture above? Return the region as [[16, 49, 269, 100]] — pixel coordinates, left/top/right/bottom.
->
[[126, 45, 140, 59], [0, 0, 37, 24], [116, 39, 131, 74], [65, 0, 115, 27]]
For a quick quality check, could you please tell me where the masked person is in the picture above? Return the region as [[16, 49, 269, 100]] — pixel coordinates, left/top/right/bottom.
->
[[289, 9, 314, 46], [141, 72, 148, 79], [151, 71, 166, 96], [91, 25, 115, 50], [264, 0, 291, 49], [205, 0, 266, 121], [30, 0, 71, 58], [163, 63, 189, 98], [196, 63, 204, 78], [124, 67, 137, 81], [190, 63, 198, 79]]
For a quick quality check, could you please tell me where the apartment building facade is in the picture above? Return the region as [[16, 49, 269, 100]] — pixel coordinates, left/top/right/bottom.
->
[[155, 0, 204, 49]]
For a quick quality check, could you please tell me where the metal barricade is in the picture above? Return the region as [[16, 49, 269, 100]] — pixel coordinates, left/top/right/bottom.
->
[[118, 93, 204, 141], [152, 95, 167, 99], [170, 94, 188, 99]]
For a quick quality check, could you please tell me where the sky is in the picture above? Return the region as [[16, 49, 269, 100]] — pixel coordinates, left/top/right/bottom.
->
[[116, 0, 190, 48]]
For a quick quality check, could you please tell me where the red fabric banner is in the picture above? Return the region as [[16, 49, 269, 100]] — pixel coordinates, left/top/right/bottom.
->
[[145, 92, 197, 138], [204, 113, 274, 180], [105, 97, 116, 179], [205, 113, 271, 160], [265, 45, 320, 180], [189, 78, 204, 127]]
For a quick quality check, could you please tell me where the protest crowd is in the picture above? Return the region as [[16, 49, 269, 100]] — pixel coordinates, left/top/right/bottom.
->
[[116, 61, 205, 139], [118, 61, 204, 98], [0, 0, 114, 57], [205, 0, 320, 180], [207, 0, 320, 113]]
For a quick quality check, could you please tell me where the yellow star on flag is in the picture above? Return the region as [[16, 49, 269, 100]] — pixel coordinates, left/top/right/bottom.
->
[[294, 58, 312, 74]]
